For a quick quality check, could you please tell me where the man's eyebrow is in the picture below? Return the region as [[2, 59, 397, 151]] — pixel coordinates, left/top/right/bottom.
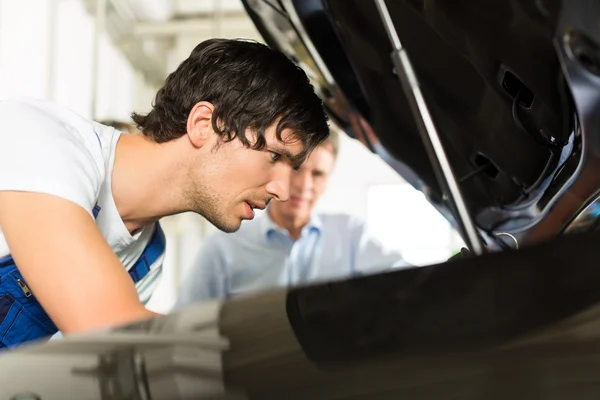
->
[[268, 145, 305, 166]]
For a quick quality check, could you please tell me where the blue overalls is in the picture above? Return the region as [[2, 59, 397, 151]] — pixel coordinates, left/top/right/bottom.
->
[[0, 209, 166, 350]]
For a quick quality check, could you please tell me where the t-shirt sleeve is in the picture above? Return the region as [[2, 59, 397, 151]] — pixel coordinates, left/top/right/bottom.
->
[[0, 100, 103, 214]]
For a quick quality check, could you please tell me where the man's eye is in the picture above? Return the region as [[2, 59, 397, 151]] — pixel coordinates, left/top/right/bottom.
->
[[270, 152, 281, 162]]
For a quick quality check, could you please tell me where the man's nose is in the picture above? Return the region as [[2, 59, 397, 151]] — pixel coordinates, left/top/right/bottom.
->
[[265, 168, 291, 202], [291, 169, 313, 194]]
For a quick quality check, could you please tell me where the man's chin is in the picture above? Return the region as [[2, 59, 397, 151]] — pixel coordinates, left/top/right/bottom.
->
[[280, 206, 309, 219], [218, 222, 242, 233], [206, 216, 242, 234]]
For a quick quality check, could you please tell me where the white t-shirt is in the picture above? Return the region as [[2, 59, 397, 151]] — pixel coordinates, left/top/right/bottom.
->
[[0, 98, 163, 304]]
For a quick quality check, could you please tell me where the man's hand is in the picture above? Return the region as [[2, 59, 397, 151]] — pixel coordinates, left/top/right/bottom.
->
[[0, 191, 157, 334]]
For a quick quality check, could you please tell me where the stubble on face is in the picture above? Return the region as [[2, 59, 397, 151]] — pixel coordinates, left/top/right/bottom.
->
[[183, 172, 244, 233], [181, 143, 245, 233], [182, 125, 306, 233]]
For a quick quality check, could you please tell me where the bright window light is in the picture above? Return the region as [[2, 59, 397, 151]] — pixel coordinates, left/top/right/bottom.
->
[[367, 184, 464, 266]]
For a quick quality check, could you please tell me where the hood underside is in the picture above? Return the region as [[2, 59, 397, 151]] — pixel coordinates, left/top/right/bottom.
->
[[243, 0, 579, 246]]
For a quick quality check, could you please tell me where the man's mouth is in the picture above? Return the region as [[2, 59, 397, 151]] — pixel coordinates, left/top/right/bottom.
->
[[243, 200, 267, 220], [289, 195, 306, 204], [246, 201, 266, 211]]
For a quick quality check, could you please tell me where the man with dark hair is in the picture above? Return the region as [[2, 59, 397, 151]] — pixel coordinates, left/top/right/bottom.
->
[[0, 38, 328, 349], [175, 129, 409, 305]]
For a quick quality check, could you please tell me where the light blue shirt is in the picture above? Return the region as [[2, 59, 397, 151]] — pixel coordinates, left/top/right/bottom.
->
[[176, 212, 410, 306]]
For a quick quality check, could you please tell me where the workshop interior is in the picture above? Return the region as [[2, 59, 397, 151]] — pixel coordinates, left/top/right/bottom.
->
[[1, 0, 600, 398]]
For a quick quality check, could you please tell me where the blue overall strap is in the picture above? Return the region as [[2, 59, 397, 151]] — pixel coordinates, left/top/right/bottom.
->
[[0, 256, 59, 349], [93, 204, 166, 284], [128, 222, 166, 283], [0, 222, 166, 349]]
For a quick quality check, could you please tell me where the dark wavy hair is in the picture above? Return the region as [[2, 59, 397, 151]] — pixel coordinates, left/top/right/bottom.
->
[[131, 38, 329, 162]]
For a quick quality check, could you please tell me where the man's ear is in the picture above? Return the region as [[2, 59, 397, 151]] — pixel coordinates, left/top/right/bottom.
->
[[187, 101, 215, 148]]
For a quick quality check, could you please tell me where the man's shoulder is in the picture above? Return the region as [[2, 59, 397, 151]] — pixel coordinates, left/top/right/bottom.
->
[[0, 97, 72, 122], [1, 97, 99, 143], [0, 98, 109, 213], [1, 97, 107, 159], [315, 212, 365, 229]]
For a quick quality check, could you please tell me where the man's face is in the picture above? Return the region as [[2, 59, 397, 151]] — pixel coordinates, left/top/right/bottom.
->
[[270, 143, 335, 223], [185, 123, 305, 233]]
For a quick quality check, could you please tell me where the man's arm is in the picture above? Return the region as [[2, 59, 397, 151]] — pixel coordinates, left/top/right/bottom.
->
[[0, 191, 157, 335], [175, 237, 227, 308]]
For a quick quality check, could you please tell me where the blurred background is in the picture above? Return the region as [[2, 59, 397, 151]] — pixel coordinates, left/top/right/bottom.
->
[[0, 0, 463, 312]]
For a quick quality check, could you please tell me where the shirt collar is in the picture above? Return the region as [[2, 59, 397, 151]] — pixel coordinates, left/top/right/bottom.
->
[[260, 208, 322, 241]]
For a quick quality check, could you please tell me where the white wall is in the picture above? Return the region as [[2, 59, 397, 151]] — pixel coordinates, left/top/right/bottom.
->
[[0, 0, 53, 99], [0, 0, 146, 118]]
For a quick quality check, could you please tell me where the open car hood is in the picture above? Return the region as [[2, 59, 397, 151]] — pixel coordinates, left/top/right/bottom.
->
[[241, 0, 600, 251]]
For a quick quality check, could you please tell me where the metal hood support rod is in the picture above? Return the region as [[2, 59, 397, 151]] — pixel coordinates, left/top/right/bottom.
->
[[374, 0, 484, 256]]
